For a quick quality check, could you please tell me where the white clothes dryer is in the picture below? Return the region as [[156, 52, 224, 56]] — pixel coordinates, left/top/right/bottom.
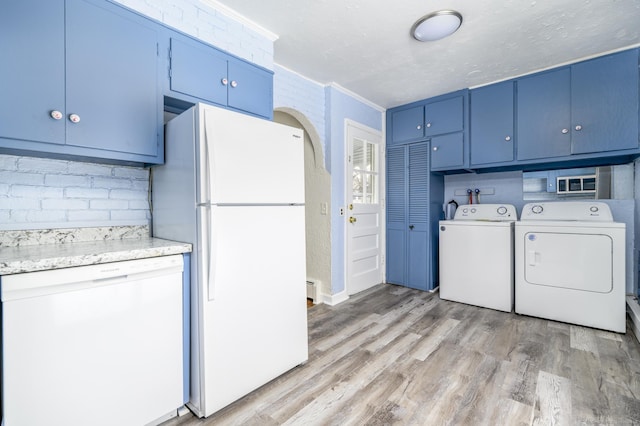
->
[[515, 201, 626, 332], [439, 204, 517, 312]]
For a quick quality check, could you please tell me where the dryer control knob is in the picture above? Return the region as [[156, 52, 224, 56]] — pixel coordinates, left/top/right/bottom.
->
[[590, 206, 599, 212], [531, 205, 543, 214], [470, 208, 476, 213], [497, 206, 507, 215], [462, 208, 468, 213]]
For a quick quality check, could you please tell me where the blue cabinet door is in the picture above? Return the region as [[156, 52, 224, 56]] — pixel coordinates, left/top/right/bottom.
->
[[386, 146, 407, 285], [424, 96, 463, 137], [228, 58, 274, 119], [571, 50, 639, 154], [517, 68, 571, 160], [0, 0, 66, 145], [390, 106, 424, 144], [470, 82, 515, 165], [66, 0, 160, 158], [430, 132, 464, 170], [169, 37, 228, 107], [407, 143, 429, 291], [386, 142, 430, 291]]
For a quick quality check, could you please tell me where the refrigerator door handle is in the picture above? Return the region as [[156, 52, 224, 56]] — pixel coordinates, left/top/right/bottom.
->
[[207, 205, 218, 301]]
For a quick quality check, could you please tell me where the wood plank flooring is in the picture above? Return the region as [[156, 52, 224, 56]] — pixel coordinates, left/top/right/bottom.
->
[[162, 284, 640, 425]]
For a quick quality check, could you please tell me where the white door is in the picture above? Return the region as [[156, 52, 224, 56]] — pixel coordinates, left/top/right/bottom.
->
[[346, 121, 383, 295]]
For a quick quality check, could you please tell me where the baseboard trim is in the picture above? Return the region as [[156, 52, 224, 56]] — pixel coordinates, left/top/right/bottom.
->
[[319, 290, 349, 306]]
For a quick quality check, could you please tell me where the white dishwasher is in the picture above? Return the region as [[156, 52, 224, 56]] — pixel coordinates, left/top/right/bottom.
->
[[1, 255, 185, 426]]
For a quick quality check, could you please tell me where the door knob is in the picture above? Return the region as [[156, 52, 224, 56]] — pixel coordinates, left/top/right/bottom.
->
[[349, 217, 357, 223]]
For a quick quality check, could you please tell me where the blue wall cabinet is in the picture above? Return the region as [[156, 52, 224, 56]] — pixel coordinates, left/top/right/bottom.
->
[[389, 93, 466, 146], [430, 133, 465, 170], [517, 68, 571, 161], [424, 96, 464, 137], [168, 36, 274, 119], [570, 50, 639, 154], [390, 106, 424, 144], [470, 82, 515, 166], [517, 50, 639, 162], [0, 0, 163, 165], [386, 142, 443, 291]]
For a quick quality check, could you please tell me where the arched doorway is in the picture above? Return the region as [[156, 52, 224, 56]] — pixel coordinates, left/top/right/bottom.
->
[[273, 110, 331, 303]]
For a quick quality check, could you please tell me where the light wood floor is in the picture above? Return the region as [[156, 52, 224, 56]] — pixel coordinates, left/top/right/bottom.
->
[[163, 283, 640, 425]]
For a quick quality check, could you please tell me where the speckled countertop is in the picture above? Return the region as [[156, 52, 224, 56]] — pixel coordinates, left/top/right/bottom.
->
[[0, 226, 192, 275]]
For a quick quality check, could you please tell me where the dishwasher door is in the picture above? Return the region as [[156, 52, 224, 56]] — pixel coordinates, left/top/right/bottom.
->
[[1, 255, 184, 426]]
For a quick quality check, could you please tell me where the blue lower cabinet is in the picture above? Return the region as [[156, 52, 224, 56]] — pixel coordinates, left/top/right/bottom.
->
[[386, 142, 443, 291], [0, 0, 163, 165]]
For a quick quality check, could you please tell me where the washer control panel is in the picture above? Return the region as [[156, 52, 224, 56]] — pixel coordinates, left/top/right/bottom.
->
[[453, 204, 517, 221], [520, 201, 613, 221]]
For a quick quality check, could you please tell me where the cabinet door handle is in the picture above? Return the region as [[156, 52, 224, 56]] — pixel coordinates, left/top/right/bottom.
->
[[409, 225, 414, 230], [574, 125, 582, 131], [426, 122, 432, 128], [230, 80, 238, 88], [68, 113, 81, 123], [50, 110, 63, 120], [561, 128, 569, 134], [432, 146, 439, 151], [221, 78, 228, 86], [416, 125, 422, 130], [505, 135, 511, 141]]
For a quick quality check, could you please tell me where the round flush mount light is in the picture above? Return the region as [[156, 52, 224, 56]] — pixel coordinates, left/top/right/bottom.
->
[[411, 10, 463, 42]]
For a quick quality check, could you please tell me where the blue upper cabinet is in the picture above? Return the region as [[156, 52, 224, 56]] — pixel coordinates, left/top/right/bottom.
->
[[0, 1, 66, 146], [424, 96, 463, 137], [390, 106, 424, 144], [571, 50, 639, 154], [0, 0, 163, 165], [168, 35, 273, 119], [169, 37, 229, 107], [387, 90, 469, 171], [470, 81, 515, 166], [517, 68, 572, 161], [517, 49, 639, 163]]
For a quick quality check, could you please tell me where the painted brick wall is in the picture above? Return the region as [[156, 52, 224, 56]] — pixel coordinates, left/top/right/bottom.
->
[[273, 64, 326, 166], [114, 0, 274, 70], [0, 154, 150, 230]]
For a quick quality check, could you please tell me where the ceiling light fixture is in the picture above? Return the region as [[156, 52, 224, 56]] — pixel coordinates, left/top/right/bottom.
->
[[411, 10, 463, 42]]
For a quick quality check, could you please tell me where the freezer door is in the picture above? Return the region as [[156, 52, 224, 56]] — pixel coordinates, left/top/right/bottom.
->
[[198, 205, 308, 417], [199, 105, 304, 205]]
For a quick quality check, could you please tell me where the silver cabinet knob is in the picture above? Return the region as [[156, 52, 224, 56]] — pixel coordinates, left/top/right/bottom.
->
[[561, 128, 569, 134], [426, 122, 432, 128], [417, 125, 422, 130], [230, 80, 238, 88], [432, 146, 438, 151], [50, 110, 63, 120], [221, 78, 228, 86], [505, 136, 511, 141], [68, 113, 80, 123], [575, 125, 582, 131]]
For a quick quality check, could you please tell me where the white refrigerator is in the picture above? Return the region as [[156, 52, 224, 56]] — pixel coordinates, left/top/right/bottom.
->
[[152, 103, 308, 418]]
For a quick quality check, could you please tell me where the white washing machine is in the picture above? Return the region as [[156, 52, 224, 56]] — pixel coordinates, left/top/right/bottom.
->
[[515, 201, 626, 332], [439, 203, 517, 312]]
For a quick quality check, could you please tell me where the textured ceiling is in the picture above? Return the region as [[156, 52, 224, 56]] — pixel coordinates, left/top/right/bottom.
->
[[211, 0, 640, 109]]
